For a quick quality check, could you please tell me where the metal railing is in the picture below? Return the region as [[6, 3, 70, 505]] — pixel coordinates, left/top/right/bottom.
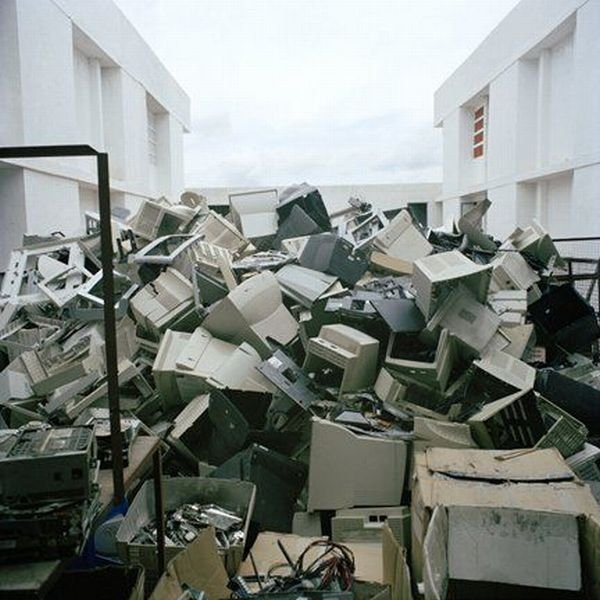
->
[[553, 237, 600, 315]]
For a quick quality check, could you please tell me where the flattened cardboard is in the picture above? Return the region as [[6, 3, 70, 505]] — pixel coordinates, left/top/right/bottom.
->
[[382, 525, 413, 600], [150, 527, 229, 600], [239, 531, 325, 578]]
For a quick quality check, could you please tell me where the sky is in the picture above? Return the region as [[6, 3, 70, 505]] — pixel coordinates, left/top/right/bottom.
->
[[113, 0, 520, 188]]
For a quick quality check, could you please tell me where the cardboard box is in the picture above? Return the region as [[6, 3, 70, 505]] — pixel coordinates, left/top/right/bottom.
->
[[411, 447, 600, 595], [150, 527, 229, 600], [116, 477, 255, 579], [382, 525, 413, 600]]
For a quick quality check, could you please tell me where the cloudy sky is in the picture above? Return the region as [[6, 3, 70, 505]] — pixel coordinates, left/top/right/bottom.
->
[[114, 0, 519, 187]]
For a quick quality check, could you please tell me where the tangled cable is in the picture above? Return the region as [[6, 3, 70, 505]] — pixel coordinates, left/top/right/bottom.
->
[[255, 539, 355, 594], [295, 540, 356, 590]]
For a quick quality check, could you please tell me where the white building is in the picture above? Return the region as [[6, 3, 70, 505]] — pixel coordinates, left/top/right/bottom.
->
[[433, 0, 600, 240], [0, 0, 190, 269]]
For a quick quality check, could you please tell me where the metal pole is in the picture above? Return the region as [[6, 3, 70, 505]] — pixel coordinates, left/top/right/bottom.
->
[[97, 153, 125, 505], [153, 448, 166, 576]]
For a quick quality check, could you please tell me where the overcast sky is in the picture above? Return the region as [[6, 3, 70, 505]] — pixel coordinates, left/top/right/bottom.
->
[[113, 0, 519, 187]]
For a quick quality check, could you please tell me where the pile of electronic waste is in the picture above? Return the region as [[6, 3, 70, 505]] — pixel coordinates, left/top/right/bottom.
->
[[0, 185, 599, 600]]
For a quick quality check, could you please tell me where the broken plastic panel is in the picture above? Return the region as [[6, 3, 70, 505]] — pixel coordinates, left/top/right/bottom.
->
[[68, 269, 138, 321], [503, 220, 566, 269], [272, 205, 322, 250], [413, 416, 476, 451], [490, 251, 540, 292], [256, 350, 320, 410], [529, 284, 600, 353], [130, 267, 194, 338], [369, 252, 414, 278], [59, 357, 152, 421], [167, 394, 211, 466], [413, 250, 492, 320], [229, 189, 278, 241], [193, 268, 229, 306], [130, 199, 196, 241], [492, 323, 535, 359], [307, 417, 407, 511], [210, 443, 308, 532], [299, 233, 369, 286], [276, 264, 341, 308], [1, 238, 88, 309], [488, 289, 528, 326], [468, 388, 547, 449], [132, 234, 203, 265], [371, 297, 426, 333], [338, 209, 389, 250], [189, 210, 250, 254], [36, 259, 92, 309], [231, 251, 294, 274], [385, 328, 458, 393], [202, 271, 298, 359], [373, 210, 432, 262], [426, 285, 500, 354], [277, 183, 331, 231], [303, 324, 379, 396], [279, 235, 311, 258], [14, 337, 104, 397], [456, 199, 498, 253], [152, 327, 272, 409], [324, 291, 381, 321]]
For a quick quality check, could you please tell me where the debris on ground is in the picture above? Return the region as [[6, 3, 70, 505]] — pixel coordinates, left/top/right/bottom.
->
[[0, 186, 599, 599]]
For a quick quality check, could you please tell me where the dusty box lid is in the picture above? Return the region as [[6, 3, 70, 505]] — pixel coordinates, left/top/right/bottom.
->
[[414, 448, 600, 518], [425, 447, 573, 482]]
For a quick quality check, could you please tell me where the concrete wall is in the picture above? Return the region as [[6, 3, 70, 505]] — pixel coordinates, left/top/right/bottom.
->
[[0, 0, 190, 269], [192, 183, 442, 224], [0, 168, 27, 270], [435, 0, 600, 239]]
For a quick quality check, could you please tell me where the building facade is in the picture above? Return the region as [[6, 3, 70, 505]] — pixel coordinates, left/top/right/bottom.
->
[[0, 0, 190, 269], [433, 0, 600, 240]]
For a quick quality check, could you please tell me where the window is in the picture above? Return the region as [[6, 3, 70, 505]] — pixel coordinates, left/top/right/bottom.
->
[[472, 104, 486, 159]]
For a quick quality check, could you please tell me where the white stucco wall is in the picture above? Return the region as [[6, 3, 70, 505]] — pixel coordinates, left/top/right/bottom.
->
[[435, 0, 600, 239], [0, 169, 27, 270], [0, 0, 190, 268]]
